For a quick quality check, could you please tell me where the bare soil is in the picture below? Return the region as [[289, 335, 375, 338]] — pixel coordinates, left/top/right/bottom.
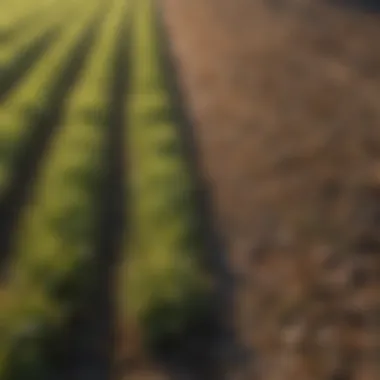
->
[[160, 1, 380, 379]]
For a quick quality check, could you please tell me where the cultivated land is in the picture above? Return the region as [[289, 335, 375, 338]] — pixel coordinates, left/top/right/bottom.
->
[[1, 0, 380, 379], [0, 0, 210, 378], [161, 0, 380, 379]]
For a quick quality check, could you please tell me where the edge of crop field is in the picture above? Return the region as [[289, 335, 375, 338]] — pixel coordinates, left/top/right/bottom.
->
[[152, 2, 241, 378]]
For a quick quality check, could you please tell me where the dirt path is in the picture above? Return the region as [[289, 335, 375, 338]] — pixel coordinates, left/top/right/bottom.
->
[[160, 1, 380, 379]]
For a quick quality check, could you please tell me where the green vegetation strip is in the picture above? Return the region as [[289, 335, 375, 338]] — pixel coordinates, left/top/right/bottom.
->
[[0, 0, 128, 377], [0, 0, 71, 63], [0, 1, 102, 195], [0, 0, 58, 35], [122, 0, 210, 350]]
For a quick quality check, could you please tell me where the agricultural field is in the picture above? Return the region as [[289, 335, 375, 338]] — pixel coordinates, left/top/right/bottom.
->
[[0, 0, 211, 379], [2, 0, 380, 379]]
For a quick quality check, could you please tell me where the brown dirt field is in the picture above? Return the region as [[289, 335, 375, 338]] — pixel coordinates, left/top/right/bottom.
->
[[160, 1, 380, 379]]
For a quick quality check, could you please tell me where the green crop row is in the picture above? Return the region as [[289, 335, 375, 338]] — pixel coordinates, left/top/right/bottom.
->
[[0, 0, 210, 375], [120, 0, 210, 353], [0, 1, 104, 195], [0, 0, 59, 34], [0, 0, 128, 378], [0, 0, 73, 67]]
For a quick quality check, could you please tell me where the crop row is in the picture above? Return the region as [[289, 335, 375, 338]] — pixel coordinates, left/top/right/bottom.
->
[[0, 0, 210, 377], [0, 0, 115, 376], [0, 0, 85, 103], [120, 0, 210, 356], [0, 0, 110, 271], [0, 0, 60, 42]]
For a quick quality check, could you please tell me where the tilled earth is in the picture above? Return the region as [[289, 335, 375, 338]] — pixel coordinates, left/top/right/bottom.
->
[[160, 0, 380, 379]]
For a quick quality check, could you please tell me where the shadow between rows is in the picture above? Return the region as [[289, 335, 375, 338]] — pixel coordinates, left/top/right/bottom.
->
[[0, 6, 107, 279]]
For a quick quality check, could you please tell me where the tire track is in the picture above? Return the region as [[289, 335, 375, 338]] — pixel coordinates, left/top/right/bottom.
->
[[49, 7, 131, 380], [0, 3, 109, 278]]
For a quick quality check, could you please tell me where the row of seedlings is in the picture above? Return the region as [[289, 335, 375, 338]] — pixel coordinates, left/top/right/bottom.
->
[[0, 0, 102, 194], [119, 0, 210, 359], [0, 0, 127, 377]]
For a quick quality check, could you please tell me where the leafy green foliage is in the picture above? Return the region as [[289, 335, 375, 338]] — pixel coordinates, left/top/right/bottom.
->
[[123, 0, 211, 353]]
